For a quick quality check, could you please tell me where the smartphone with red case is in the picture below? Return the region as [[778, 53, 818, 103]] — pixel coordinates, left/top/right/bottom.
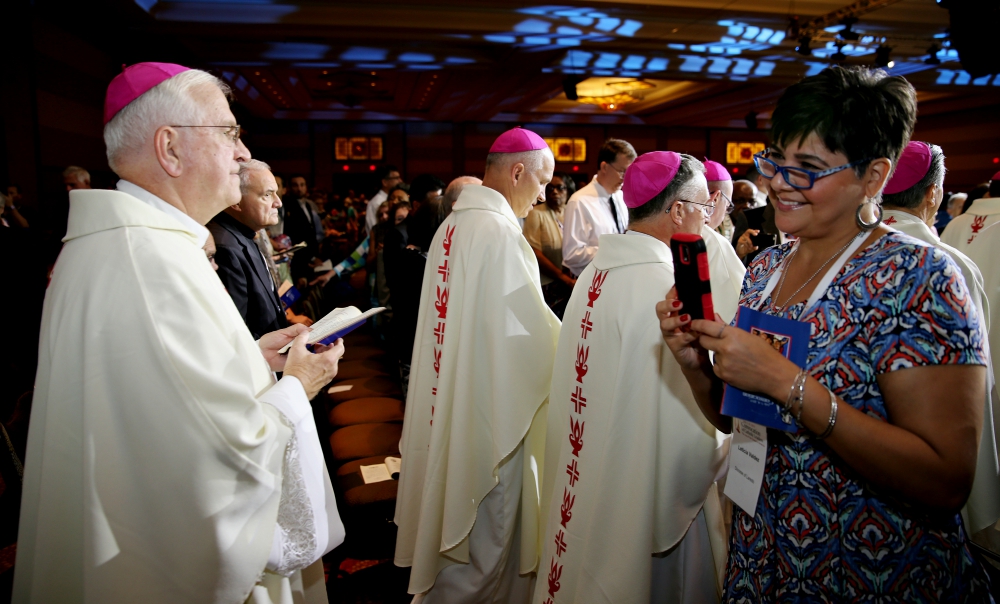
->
[[670, 233, 714, 321]]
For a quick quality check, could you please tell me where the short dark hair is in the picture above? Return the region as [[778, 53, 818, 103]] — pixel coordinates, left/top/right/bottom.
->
[[990, 178, 1000, 199], [290, 174, 308, 184], [409, 174, 446, 203], [628, 154, 705, 222], [376, 165, 400, 182], [554, 171, 576, 196], [597, 139, 637, 168], [883, 143, 946, 209], [770, 66, 916, 177]]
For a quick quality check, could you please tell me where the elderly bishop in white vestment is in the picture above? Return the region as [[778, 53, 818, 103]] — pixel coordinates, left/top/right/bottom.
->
[[882, 142, 1000, 536], [14, 63, 344, 604], [533, 152, 729, 604], [395, 128, 561, 603]]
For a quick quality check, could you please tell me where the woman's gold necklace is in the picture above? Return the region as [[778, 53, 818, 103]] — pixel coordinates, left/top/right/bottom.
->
[[772, 231, 864, 312]]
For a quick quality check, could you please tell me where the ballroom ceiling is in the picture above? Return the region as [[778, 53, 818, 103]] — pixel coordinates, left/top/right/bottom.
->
[[49, 0, 1000, 127]]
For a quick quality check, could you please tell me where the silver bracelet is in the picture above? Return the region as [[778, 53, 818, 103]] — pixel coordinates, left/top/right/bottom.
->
[[794, 371, 807, 422], [816, 388, 838, 439], [785, 370, 805, 411]]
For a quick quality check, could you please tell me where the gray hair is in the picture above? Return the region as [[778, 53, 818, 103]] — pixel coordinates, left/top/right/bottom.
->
[[62, 165, 91, 184], [629, 154, 707, 222], [882, 143, 946, 210], [103, 69, 232, 173], [238, 159, 272, 196], [485, 148, 552, 176]]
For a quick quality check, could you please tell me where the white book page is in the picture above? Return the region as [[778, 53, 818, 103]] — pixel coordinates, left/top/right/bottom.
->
[[384, 456, 401, 477], [359, 464, 392, 484]]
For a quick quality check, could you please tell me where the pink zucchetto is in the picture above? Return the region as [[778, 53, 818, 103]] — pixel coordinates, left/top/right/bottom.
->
[[703, 158, 731, 182], [488, 127, 548, 154], [104, 62, 191, 125], [622, 151, 681, 209], [884, 141, 932, 195], [992, 170, 1000, 181]]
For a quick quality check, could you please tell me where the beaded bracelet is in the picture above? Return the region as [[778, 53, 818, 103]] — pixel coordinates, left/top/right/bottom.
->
[[816, 388, 839, 439], [794, 373, 807, 423], [784, 370, 805, 410]]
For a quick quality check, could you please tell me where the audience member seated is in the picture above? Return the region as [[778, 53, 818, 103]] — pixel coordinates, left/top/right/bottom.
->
[[208, 159, 290, 339]]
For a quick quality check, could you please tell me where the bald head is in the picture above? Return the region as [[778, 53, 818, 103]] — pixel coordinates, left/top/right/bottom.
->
[[732, 180, 758, 213], [442, 175, 483, 208]]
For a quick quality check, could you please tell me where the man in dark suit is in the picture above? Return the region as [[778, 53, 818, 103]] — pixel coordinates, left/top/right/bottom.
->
[[208, 160, 289, 339], [283, 175, 324, 282]]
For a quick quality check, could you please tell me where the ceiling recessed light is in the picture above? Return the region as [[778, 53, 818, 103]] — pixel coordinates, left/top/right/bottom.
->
[[255, 71, 260, 75], [322, 70, 328, 74], [262, 78, 267, 82], [371, 71, 376, 75]]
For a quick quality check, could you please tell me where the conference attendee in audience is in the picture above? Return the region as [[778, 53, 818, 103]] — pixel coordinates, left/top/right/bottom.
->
[[658, 66, 992, 601], [407, 173, 446, 211], [523, 172, 575, 318], [389, 183, 410, 205], [395, 127, 560, 603], [963, 183, 992, 214], [701, 160, 748, 327], [15, 63, 345, 603], [562, 138, 636, 276], [62, 165, 91, 191], [441, 175, 483, 211], [266, 173, 287, 239], [0, 191, 28, 230], [534, 152, 728, 604], [208, 159, 290, 339], [203, 231, 219, 271], [881, 141, 1000, 538], [365, 164, 402, 236], [729, 179, 759, 257], [284, 174, 324, 281], [705, 159, 734, 241]]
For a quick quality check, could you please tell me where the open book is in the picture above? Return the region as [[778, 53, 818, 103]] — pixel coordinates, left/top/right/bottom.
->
[[271, 241, 307, 260], [278, 306, 385, 354]]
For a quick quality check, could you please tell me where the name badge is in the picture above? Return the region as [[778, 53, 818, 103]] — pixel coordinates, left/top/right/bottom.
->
[[724, 419, 767, 517]]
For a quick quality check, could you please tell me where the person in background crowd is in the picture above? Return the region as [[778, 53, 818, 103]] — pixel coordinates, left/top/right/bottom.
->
[[562, 138, 636, 277], [881, 142, 1000, 542], [267, 174, 287, 239], [534, 152, 728, 604], [942, 174, 1000, 251], [62, 166, 91, 191], [705, 159, 735, 242], [935, 190, 962, 234], [661, 66, 992, 602], [0, 191, 28, 230], [395, 127, 560, 603], [203, 231, 219, 272], [523, 172, 575, 318], [284, 175, 324, 282], [208, 159, 290, 340], [389, 183, 410, 205], [441, 175, 483, 212], [407, 174, 445, 212], [15, 61, 345, 604], [366, 165, 402, 236]]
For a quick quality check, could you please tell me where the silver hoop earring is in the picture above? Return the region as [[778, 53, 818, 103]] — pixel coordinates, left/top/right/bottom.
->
[[856, 199, 882, 230]]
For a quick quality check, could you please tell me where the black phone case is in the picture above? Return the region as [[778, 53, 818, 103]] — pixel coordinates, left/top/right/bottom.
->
[[670, 234, 714, 321]]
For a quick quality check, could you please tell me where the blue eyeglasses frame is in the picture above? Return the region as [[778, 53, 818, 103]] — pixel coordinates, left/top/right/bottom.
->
[[753, 150, 874, 190]]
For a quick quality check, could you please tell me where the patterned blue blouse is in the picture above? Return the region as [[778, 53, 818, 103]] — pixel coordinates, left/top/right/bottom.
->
[[725, 231, 993, 603]]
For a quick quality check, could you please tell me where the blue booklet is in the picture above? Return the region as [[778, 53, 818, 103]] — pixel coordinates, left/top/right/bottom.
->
[[277, 306, 385, 354], [719, 306, 811, 431]]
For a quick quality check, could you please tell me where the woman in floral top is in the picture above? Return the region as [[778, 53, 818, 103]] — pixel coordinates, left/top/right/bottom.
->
[[657, 66, 993, 602]]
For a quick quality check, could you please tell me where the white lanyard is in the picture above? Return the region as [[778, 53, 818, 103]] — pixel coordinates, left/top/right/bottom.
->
[[752, 233, 868, 316]]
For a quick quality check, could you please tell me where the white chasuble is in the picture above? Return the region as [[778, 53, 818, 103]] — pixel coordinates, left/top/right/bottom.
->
[[702, 225, 746, 325], [884, 209, 1000, 532], [394, 185, 561, 595], [14, 189, 342, 604], [533, 233, 728, 604]]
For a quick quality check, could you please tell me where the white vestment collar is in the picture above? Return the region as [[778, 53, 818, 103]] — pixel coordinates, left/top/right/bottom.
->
[[452, 184, 521, 229], [594, 231, 671, 271], [966, 197, 1000, 216], [116, 179, 210, 247]]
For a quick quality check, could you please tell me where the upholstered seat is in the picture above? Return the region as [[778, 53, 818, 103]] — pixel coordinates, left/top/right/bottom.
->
[[326, 375, 403, 404], [329, 397, 405, 428], [329, 422, 402, 463]]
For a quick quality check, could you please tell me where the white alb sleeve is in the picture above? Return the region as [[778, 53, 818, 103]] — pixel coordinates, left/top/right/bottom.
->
[[261, 376, 345, 576]]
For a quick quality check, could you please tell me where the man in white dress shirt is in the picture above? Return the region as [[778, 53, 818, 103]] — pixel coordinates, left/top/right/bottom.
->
[[365, 164, 402, 236], [14, 62, 345, 604], [562, 139, 636, 276]]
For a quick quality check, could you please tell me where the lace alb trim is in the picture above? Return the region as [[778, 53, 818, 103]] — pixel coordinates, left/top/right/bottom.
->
[[271, 413, 318, 577]]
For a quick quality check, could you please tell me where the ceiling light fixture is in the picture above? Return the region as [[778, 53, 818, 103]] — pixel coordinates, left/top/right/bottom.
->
[[925, 43, 942, 65], [574, 78, 654, 111], [839, 17, 860, 42], [796, 36, 813, 56], [875, 45, 892, 68]]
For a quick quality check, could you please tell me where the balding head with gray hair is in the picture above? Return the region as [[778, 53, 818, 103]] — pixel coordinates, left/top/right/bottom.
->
[[103, 69, 233, 174], [238, 159, 272, 196], [442, 175, 483, 208]]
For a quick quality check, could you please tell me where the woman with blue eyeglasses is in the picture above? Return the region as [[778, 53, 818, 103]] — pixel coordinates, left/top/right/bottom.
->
[[657, 66, 993, 602]]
